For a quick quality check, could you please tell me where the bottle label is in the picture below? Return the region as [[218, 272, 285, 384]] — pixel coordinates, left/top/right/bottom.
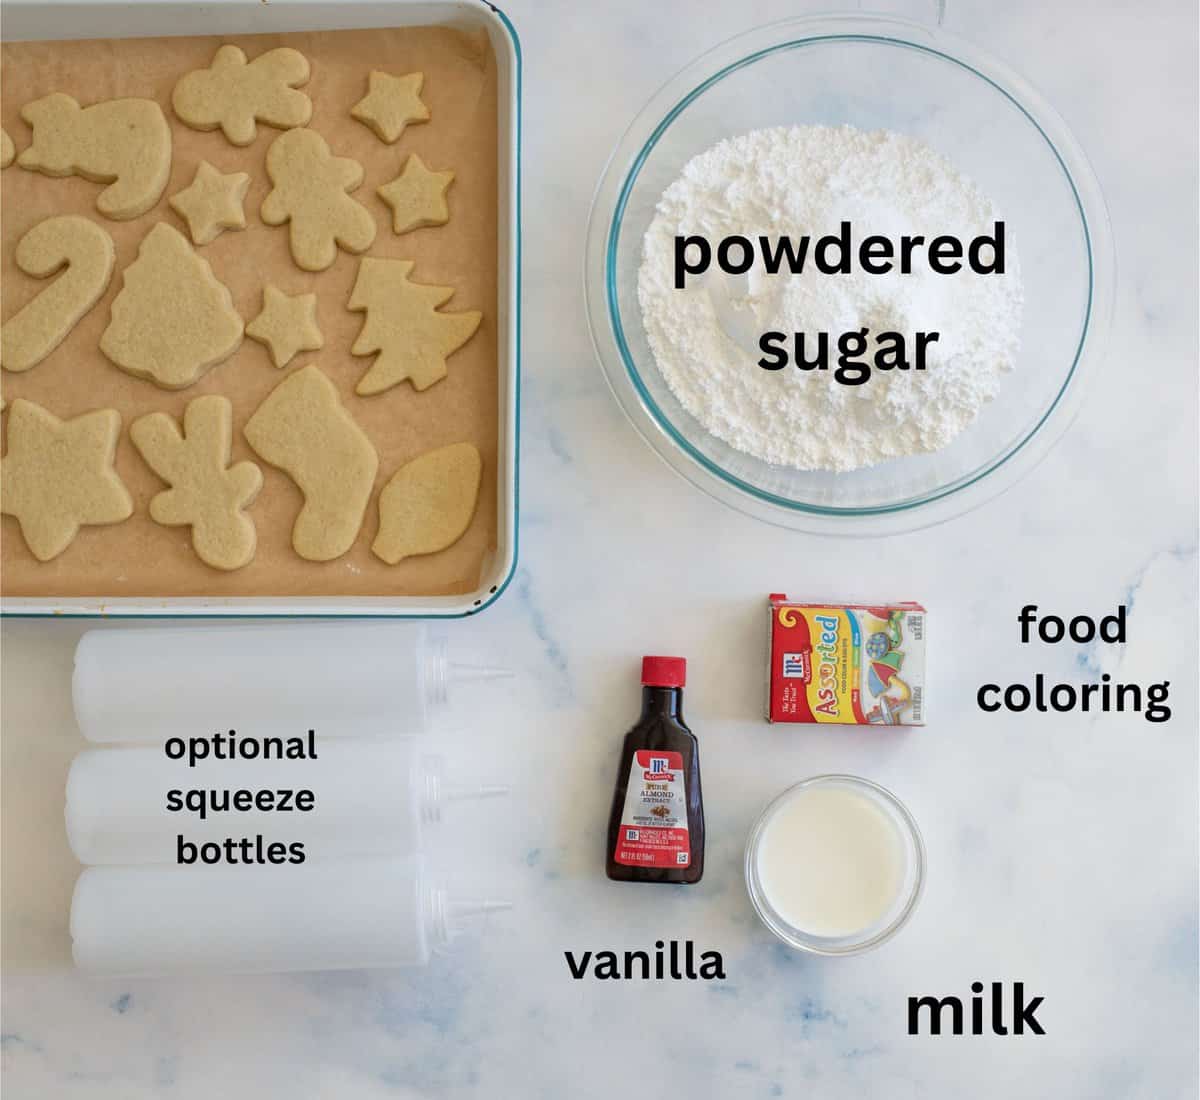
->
[[612, 750, 690, 868]]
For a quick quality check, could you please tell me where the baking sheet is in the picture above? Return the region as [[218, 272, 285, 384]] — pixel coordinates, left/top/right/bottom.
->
[[1, 26, 498, 599]]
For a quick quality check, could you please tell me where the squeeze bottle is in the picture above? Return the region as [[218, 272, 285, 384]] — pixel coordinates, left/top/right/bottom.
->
[[70, 858, 509, 977], [65, 739, 508, 865], [72, 623, 510, 744]]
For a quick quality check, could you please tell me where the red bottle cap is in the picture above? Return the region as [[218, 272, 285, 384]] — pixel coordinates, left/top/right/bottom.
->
[[642, 656, 686, 688]]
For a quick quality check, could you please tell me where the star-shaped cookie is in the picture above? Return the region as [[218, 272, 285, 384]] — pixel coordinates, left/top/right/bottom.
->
[[245, 284, 323, 368], [1, 399, 133, 561], [351, 71, 430, 144], [378, 154, 454, 235], [169, 161, 250, 245]]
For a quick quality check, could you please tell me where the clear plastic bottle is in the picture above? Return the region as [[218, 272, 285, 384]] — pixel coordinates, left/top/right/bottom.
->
[[72, 623, 510, 744], [70, 857, 509, 977], [65, 738, 508, 866]]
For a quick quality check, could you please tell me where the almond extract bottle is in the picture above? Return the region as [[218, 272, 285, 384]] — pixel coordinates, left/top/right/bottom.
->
[[605, 656, 704, 884]]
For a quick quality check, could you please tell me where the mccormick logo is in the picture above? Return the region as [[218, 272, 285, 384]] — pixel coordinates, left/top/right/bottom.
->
[[643, 756, 674, 781], [782, 652, 806, 678]]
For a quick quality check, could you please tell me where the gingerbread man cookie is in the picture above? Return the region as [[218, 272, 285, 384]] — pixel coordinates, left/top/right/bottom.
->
[[131, 394, 263, 571], [173, 45, 312, 147], [1, 399, 133, 561], [1, 215, 115, 373], [261, 129, 376, 272], [18, 93, 171, 220]]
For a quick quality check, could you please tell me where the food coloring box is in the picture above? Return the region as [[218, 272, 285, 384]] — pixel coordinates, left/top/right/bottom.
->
[[766, 595, 926, 725]]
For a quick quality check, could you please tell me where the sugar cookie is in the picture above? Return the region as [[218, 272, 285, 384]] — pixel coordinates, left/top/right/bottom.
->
[[373, 442, 482, 565], [1, 215, 115, 374], [169, 161, 249, 245], [261, 129, 376, 272], [243, 364, 377, 561], [172, 45, 312, 147], [348, 258, 482, 395], [1, 129, 15, 169], [100, 223, 243, 390], [378, 154, 454, 235], [0, 399, 133, 561], [245, 285, 323, 368], [130, 394, 263, 571], [351, 70, 429, 144], [18, 93, 171, 220]]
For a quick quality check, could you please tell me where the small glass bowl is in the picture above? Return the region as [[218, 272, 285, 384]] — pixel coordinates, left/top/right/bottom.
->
[[584, 12, 1115, 534], [744, 775, 925, 956]]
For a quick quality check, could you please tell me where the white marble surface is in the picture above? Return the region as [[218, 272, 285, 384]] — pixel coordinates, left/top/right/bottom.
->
[[2, 0, 1197, 1096]]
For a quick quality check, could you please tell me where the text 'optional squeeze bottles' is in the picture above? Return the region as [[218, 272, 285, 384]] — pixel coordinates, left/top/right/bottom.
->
[[606, 656, 704, 885]]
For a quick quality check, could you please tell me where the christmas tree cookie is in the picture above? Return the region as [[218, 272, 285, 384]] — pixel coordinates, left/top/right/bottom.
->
[[347, 258, 481, 395], [100, 223, 243, 390]]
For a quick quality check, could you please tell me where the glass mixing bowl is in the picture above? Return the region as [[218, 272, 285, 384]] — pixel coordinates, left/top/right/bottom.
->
[[584, 12, 1114, 534]]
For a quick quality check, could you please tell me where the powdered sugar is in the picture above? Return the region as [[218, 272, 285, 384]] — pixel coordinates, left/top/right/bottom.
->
[[637, 125, 1023, 472]]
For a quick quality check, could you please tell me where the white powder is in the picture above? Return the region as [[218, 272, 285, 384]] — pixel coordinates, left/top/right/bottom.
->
[[637, 125, 1024, 472]]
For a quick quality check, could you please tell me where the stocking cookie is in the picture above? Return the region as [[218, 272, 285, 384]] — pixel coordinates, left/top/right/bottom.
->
[[378, 154, 454, 235], [173, 45, 312, 146], [348, 258, 482, 395], [243, 364, 377, 561], [245, 285, 323, 368], [130, 394, 263, 571], [261, 129, 376, 272], [100, 223, 243, 390], [18, 93, 171, 220], [1, 129, 14, 169], [169, 161, 249, 245], [373, 443, 482, 564], [0, 399, 133, 561], [351, 71, 429, 144], [1, 215, 115, 373]]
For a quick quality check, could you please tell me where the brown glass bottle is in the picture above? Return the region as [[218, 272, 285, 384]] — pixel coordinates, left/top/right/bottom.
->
[[605, 656, 704, 884]]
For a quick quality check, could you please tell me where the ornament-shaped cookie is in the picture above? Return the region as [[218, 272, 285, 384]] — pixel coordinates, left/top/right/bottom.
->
[[130, 395, 263, 571], [1, 215, 115, 373], [351, 71, 429, 144], [348, 258, 481, 395], [100, 223, 243, 390], [0, 399, 133, 561], [261, 129, 375, 272], [173, 45, 312, 146], [373, 443, 482, 564], [18, 93, 171, 220], [378, 154, 454, 235], [243, 365, 377, 562]]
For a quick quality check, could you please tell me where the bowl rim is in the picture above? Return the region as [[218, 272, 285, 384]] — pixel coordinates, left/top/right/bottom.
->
[[584, 11, 1116, 534]]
